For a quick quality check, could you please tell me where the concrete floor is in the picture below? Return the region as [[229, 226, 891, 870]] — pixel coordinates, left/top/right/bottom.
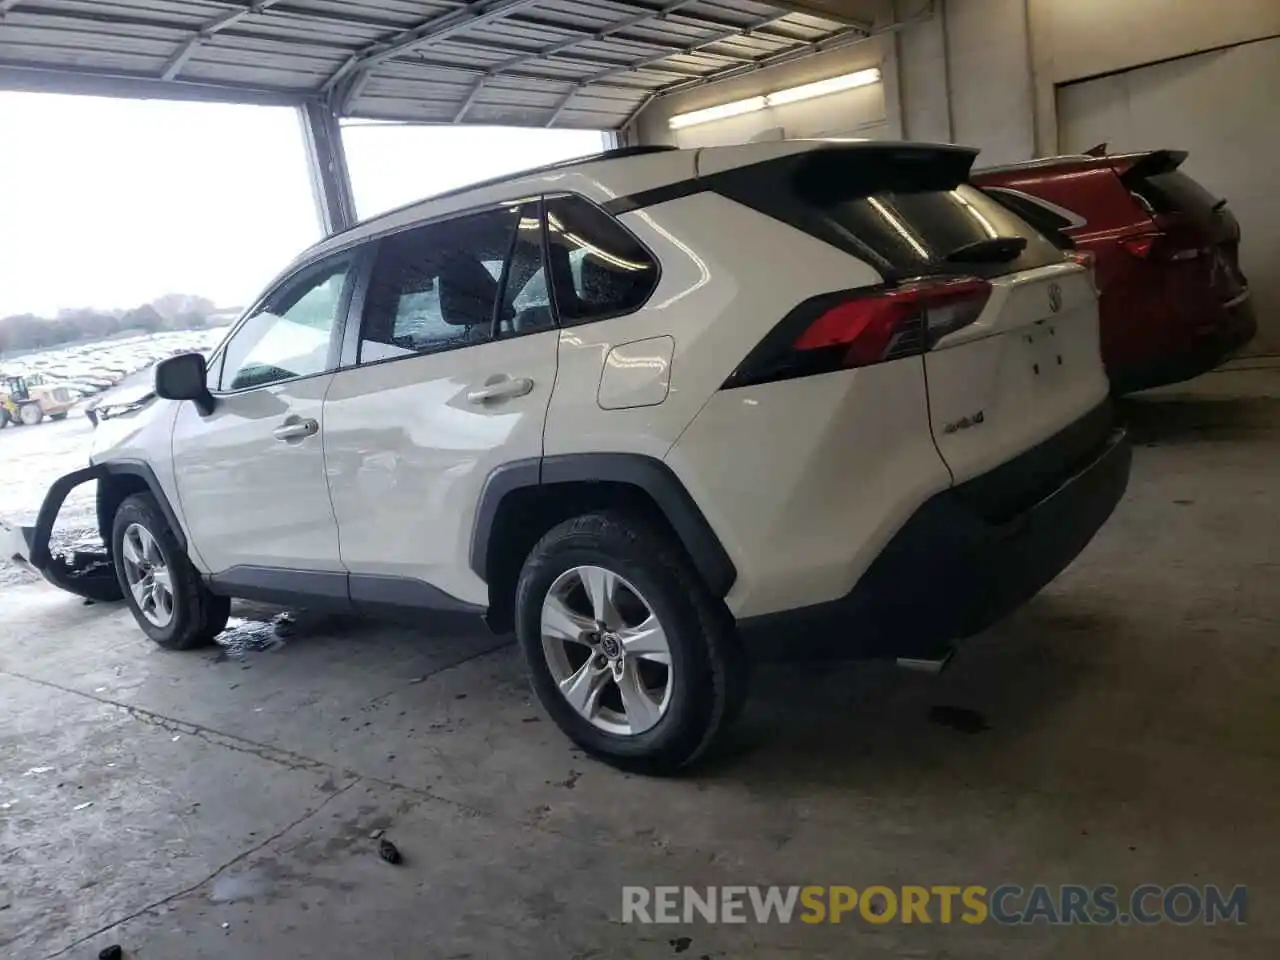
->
[[2, 366, 1279, 959]]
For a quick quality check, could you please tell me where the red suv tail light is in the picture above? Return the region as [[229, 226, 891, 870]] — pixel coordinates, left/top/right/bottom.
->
[[723, 277, 991, 389], [1121, 233, 1160, 259]]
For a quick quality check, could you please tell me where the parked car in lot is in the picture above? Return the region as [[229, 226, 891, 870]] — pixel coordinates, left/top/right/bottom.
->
[[3, 142, 1130, 771], [974, 148, 1255, 394]]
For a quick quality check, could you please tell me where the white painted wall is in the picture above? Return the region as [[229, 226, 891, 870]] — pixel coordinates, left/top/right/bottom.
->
[[1029, 0, 1280, 154], [1058, 37, 1280, 351], [635, 0, 1280, 162], [895, 5, 950, 143], [629, 0, 1279, 353], [943, 0, 1035, 164]]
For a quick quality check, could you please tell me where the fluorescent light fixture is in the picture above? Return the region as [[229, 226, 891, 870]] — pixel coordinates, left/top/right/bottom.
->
[[668, 68, 882, 131], [765, 68, 881, 107], [668, 96, 766, 130]]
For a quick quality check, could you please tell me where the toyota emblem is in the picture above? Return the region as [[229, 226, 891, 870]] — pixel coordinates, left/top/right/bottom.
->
[[1048, 283, 1063, 314]]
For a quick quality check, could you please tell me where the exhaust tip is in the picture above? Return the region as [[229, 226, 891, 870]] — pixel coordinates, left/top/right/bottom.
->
[[896, 649, 955, 675]]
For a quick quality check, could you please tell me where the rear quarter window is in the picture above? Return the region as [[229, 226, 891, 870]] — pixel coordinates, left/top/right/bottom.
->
[[1131, 170, 1220, 216], [980, 187, 1079, 248]]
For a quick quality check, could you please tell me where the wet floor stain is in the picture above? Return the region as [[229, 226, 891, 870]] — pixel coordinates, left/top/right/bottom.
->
[[209, 866, 277, 904]]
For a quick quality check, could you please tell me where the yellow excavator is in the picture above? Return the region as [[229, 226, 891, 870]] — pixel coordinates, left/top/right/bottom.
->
[[0, 375, 47, 429]]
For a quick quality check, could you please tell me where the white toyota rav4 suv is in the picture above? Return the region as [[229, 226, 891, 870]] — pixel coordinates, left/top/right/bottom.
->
[[5, 142, 1130, 772]]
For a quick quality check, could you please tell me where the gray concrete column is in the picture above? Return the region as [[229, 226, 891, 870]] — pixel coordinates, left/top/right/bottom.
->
[[298, 100, 357, 235]]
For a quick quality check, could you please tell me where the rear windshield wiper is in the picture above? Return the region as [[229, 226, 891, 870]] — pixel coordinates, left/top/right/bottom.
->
[[944, 236, 1028, 264]]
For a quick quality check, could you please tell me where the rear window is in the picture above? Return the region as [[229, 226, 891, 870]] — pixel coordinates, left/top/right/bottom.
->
[[815, 185, 1067, 276], [710, 147, 1067, 280], [1130, 170, 1220, 216]]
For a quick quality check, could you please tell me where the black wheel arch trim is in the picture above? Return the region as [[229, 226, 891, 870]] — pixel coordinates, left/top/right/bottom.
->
[[469, 453, 737, 598], [26, 464, 104, 571], [21, 460, 185, 570], [98, 460, 189, 552]]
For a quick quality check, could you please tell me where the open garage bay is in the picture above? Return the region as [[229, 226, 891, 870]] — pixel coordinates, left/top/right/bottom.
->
[[0, 363, 1277, 958]]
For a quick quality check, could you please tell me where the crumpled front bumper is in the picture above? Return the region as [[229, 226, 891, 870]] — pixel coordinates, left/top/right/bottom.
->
[[1, 465, 124, 602]]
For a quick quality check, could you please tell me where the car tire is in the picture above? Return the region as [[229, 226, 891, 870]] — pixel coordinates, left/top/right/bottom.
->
[[0, 408, 9, 429], [19, 404, 43, 426], [112, 493, 230, 649], [515, 512, 748, 774]]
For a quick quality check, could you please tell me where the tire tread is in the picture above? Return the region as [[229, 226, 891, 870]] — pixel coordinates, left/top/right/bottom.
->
[[112, 493, 229, 649], [516, 511, 747, 773]]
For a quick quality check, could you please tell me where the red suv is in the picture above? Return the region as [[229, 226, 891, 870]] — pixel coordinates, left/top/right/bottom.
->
[[974, 149, 1255, 394]]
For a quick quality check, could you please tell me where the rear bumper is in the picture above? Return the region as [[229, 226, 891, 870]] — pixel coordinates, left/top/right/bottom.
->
[[739, 422, 1131, 660], [1111, 293, 1257, 394], [1, 466, 123, 602]]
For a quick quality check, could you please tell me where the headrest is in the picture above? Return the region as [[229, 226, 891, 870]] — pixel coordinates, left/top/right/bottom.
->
[[438, 256, 499, 326]]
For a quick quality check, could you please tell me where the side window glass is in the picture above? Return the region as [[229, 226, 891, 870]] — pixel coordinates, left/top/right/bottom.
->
[[220, 258, 350, 391], [544, 196, 658, 324], [359, 203, 546, 363]]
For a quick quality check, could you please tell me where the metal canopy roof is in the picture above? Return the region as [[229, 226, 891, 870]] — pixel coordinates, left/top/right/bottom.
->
[[0, 0, 875, 129]]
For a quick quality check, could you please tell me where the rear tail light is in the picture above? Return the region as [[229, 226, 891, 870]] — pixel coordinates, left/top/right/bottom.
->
[[1069, 250, 1096, 270], [1122, 232, 1205, 262], [1121, 234, 1160, 259], [723, 276, 991, 389]]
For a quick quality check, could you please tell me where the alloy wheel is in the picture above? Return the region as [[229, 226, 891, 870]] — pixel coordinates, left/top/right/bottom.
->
[[540, 565, 673, 736], [121, 523, 175, 628]]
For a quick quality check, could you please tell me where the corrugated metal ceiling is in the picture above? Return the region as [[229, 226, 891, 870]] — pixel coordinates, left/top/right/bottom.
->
[[0, 0, 876, 128]]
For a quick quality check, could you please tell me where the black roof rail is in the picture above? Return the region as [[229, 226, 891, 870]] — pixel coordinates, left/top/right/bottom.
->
[[336, 145, 681, 238], [594, 146, 678, 159]]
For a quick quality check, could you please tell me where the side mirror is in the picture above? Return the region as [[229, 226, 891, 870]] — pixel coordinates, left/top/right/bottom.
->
[[155, 353, 216, 416]]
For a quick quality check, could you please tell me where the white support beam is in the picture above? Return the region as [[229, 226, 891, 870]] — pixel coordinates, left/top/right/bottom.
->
[[488, 0, 708, 75], [160, 1, 284, 81], [299, 100, 358, 235], [544, 83, 583, 127], [452, 78, 487, 123], [442, 1, 818, 123], [0, 63, 306, 107], [322, 0, 543, 111], [575, 10, 803, 87], [618, 91, 657, 137], [655, 22, 872, 97]]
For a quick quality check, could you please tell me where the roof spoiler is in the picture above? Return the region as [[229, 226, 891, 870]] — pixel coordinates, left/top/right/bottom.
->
[[795, 143, 979, 203], [1116, 149, 1188, 183]]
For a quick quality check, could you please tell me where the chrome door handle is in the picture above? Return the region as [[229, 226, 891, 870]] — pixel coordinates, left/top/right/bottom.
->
[[467, 377, 534, 404], [273, 418, 319, 442]]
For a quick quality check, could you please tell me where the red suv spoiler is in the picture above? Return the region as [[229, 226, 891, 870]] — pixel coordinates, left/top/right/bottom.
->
[[1111, 149, 1188, 183], [974, 148, 1187, 181]]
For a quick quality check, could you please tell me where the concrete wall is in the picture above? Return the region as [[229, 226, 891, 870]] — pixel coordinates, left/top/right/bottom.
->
[[636, 0, 1280, 163], [1028, 0, 1280, 154], [896, 0, 1280, 160]]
